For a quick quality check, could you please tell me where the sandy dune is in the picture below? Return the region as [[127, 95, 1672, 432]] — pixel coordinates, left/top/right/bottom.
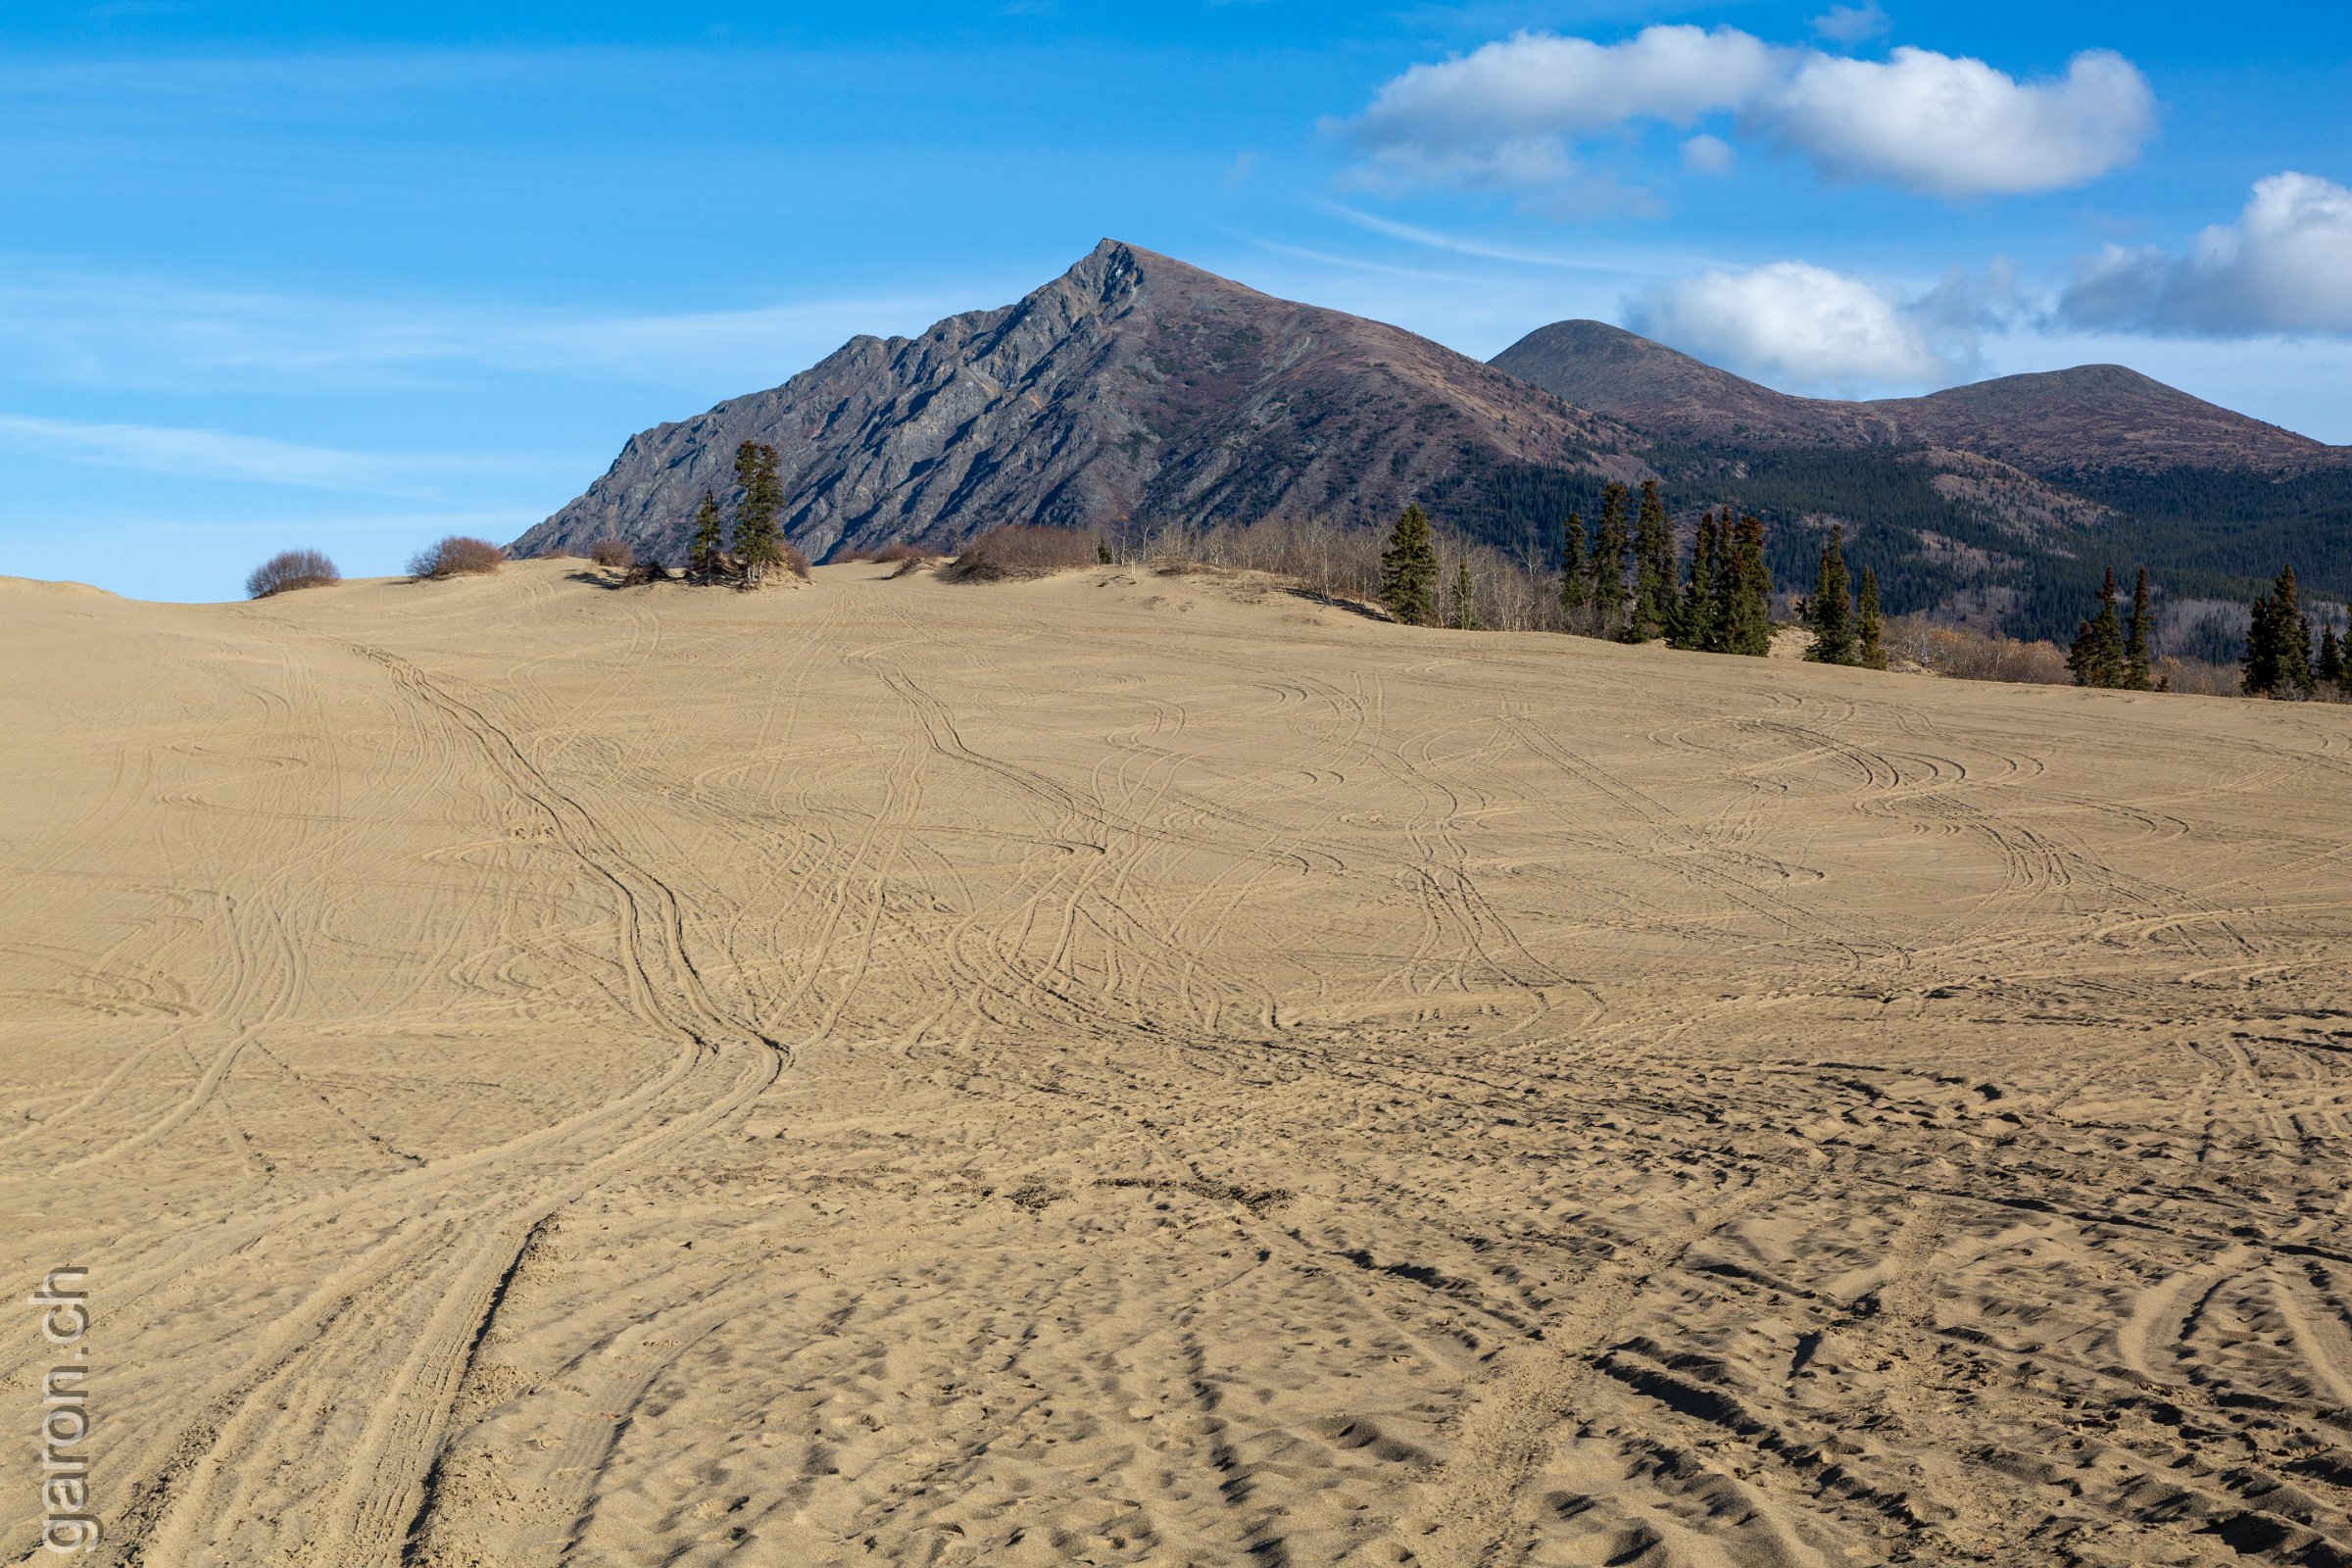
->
[[5, 560, 2351, 1568]]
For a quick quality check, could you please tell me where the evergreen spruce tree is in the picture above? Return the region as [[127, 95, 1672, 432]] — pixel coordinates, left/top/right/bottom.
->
[[2318, 623, 2345, 694], [688, 490, 725, 573], [1673, 511, 1722, 651], [2068, 567, 2129, 688], [1558, 513, 1589, 619], [1857, 567, 1886, 670], [1447, 560, 1480, 630], [2243, 565, 2314, 698], [2243, 587, 2283, 696], [1805, 525, 1855, 664], [2123, 566, 2155, 690], [1723, 514, 1773, 657], [1590, 483, 1630, 637], [1628, 478, 1676, 642], [729, 442, 785, 580], [2340, 607, 2352, 698], [1379, 504, 1439, 626]]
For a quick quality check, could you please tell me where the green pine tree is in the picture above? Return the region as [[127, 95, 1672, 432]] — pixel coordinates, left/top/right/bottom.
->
[[1590, 483, 1630, 636], [2068, 567, 2129, 688], [1627, 478, 1676, 643], [2243, 565, 2314, 698], [2318, 622, 2345, 694], [1857, 567, 1886, 670], [730, 442, 785, 580], [2123, 566, 2155, 690], [1722, 514, 1773, 657], [1447, 560, 1480, 630], [2243, 589, 2282, 696], [688, 490, 725, 573], [1672, 510, 1722, 651], [1380, 504, 1439, 626], [2339, 606, 2352, 698], [1805, 525, 1855, 664], [1559, 513, 1589, 618]]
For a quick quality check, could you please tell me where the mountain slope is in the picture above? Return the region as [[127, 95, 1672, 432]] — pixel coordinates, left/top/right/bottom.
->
[[1491, 319, 2347, 475], [516, 242, 1634, 562], [1492, 319, 2352, 641]]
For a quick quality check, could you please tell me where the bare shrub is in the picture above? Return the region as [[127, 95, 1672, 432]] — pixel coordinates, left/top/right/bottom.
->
[[409, 536, 507, 579], [836, 541, 932, 564], [890, 554, 934, 578], [244, 549, 340, 600], [587, 539, 635, 568], [773, 542, 811, 579], [944, 525, 1101, 582], [1141, 516, 1569, 631], [1883, 614, 2070, 684], [2153, 657, 2242, 697]]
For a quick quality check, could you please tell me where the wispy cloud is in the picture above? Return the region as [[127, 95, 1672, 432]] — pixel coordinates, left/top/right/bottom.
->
[[0, 271, 969, 396], [1227, 233, 1484, 284], [0, 413, 556, 499], [1312, 200, 1710, 277]]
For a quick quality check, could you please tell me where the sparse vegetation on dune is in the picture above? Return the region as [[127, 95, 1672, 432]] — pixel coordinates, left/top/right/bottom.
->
[[942, 525, 1102, 581], [587, 539, 635, 568], [1883, 614, 2072, 685], [245, 549, 340, 599], [409, 536, 506, 579], [839, 541, 940, 564]]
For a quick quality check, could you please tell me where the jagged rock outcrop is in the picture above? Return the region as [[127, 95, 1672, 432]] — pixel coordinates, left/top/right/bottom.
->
[[516, 241, 1635, 563]]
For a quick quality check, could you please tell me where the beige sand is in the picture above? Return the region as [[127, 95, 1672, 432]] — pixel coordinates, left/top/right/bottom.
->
[[4, 560, 2350, 1568]]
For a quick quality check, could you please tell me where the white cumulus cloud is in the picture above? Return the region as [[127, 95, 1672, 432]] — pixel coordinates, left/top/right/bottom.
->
[[1335, 25, 2155, 203], [1625, 262, 1954, 392], [2060, 172, 2352, 335], [1769, 47, 2153, 197], [1348, 25, 1781, 147]]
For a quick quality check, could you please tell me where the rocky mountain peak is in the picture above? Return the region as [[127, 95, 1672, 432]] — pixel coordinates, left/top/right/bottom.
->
[[513, 245, 1624, 564]]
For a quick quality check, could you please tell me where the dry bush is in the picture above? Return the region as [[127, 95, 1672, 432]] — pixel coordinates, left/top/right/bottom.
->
[[944, 525, 1101, 581], [1142, 516, 1568, 631], [245, 549, 340, 600], [2154, 657, 2243, 697], [1884, 614, 2070, 684], [836, 541, 932, 564], [587, 539, 635, 568], [890, 554, 935, 578], [409, 536, 506, 579], [774, 542, 812, 579]]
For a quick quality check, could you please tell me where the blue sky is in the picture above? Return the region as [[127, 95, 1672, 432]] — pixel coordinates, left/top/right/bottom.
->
[[4, 2, 2347, 600]]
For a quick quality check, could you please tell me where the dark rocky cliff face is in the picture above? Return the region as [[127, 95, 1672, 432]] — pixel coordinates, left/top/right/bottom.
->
[[515, 241, 1634, 563]]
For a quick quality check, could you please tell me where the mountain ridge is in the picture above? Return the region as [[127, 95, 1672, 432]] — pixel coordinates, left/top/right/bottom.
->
[[516, 244, 2352, 643], [515, 240, 1638, 563], [1488, 318, 2347, 475]]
